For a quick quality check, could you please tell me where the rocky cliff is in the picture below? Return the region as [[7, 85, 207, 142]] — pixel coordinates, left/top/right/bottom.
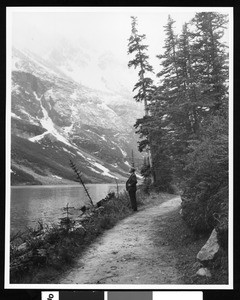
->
[[10, 47, 143, 185]]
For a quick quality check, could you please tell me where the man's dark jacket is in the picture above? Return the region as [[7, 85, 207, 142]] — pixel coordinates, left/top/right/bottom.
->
[[126, 173, 137, 192]]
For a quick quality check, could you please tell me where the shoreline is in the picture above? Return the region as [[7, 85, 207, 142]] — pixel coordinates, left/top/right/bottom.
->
[[10, 189, 144, 283], [9, 190, 228, 285], [10, 182, 126, 188]]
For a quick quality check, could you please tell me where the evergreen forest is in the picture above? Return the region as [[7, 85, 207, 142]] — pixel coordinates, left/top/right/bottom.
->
[[128, 12, 229, 248]]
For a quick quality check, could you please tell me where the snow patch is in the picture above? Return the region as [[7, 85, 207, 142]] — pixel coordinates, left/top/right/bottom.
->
[[51, 175, 62, 179], [12, 83, 21, 95], [85, 130, 107, 142], [10, 169, 16, 174], [28, 93, 73, 147], [18, 108, 38, 124], [124, 161, 131, 167], [91, 162, 116, 178], [77, 151, 86, 159], [11, 112, 21, 119], [119, 147, 127, 157], [29, 131, 48, 142], [33, 92, 41, 101], [44, 88, 54, 96], [63, 124, 73, 134], [33, 93, 73, 147], [63, 148, 74, 155], [88, 166, 101, 174], [111, 141, 127, 157], [111, 163, 118, 168]]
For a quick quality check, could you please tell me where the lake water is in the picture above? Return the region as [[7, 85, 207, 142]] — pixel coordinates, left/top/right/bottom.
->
[[10, 184, 125, 236]]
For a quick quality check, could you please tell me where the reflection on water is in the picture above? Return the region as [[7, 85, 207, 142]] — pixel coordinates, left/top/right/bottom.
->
[[10, 184, 125, 235]]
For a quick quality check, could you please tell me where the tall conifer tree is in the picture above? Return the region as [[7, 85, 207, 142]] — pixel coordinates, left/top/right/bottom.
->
[[128, 16, 154, 115], [190, 12, 228, 118], [128, 16, 155, 181]]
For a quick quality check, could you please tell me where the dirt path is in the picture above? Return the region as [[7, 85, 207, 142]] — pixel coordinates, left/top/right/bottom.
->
[[58, 195, 184, 285]]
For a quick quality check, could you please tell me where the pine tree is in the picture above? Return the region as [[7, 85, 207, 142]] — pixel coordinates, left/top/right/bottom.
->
[[157, 15, 180, 96], [127, 12, 229, 198], [190, 12, 229, 117], [128, 16, 155, 182], [177, 22, 201, 137], [179, 13, 229, 236], [153, 13, 228, 182], [152, 15, 185, 185], [155, 15, 185, 141], [128, 16, 154, 115]]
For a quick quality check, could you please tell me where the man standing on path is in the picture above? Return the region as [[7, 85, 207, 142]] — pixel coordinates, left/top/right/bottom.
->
[[126, 168, 138, 211]]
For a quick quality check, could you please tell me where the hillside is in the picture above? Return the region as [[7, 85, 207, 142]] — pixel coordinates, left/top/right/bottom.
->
[[10, 47, 144, 185]]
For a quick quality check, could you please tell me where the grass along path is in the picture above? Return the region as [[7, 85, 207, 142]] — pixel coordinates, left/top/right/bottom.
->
[[58, 194, 183, 285]]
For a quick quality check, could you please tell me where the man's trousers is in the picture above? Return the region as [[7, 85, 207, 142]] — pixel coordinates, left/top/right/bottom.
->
[[128, 190, 137, 211]]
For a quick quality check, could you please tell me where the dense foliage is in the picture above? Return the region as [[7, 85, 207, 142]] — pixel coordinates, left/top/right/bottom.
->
[[128, 13, 229, 239]]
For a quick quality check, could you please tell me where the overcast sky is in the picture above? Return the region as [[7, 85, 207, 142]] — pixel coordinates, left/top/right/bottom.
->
[[8, 7, 231, 73]]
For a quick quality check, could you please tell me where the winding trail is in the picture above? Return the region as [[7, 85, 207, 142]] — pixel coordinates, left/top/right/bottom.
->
[[58, 194, 184, 285]]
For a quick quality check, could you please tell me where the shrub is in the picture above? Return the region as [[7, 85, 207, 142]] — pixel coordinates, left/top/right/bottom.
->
[[99, 216, 115, 229], [181, 116, 228, 240], [10, 189, 147, 283]]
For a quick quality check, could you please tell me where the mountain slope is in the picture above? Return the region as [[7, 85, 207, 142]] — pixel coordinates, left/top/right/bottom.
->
[[10, 47, 144, 185]]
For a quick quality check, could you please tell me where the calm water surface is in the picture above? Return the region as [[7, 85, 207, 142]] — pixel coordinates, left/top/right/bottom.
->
[[10, 184, 125, 235]]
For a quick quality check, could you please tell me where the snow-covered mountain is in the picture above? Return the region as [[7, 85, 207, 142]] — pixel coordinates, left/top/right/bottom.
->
[[10, 46, 144, 185]]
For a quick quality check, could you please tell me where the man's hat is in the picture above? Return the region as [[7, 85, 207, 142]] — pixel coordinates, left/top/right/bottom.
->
[[129, 167, 135, 173]]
